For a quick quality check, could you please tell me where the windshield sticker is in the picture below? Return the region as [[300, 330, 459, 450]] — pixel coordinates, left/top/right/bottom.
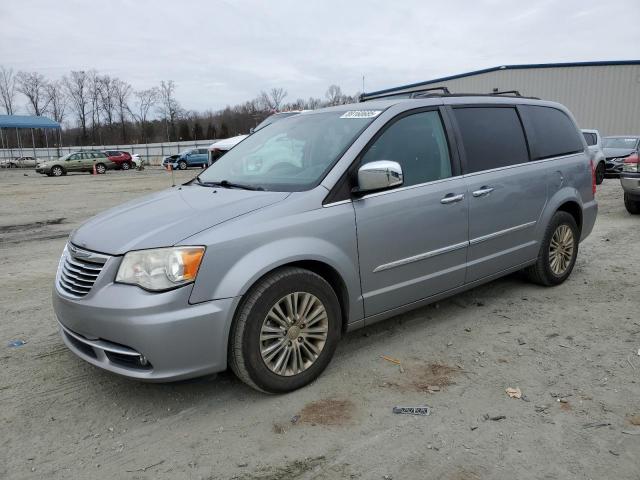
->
[[340, 110, 382, 119]]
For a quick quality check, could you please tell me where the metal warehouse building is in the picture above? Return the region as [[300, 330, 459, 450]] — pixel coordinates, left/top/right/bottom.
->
[[364, 61, 640, 136]]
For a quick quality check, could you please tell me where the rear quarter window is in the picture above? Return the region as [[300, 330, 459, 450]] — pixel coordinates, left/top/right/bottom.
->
[[524, 106, 584, 159], [453, 107, 530, 173]]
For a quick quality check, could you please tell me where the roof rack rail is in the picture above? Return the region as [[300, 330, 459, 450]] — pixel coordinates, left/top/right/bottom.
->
[[411, 86, 451, 97], [360, 88, 541, 102], [360, 85, 450, 102], [490, 90, 522, 97]]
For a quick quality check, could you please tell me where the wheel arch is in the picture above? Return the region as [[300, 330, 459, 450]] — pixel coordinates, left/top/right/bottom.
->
[[542, 188, 584, 236], [556, 200, 582, 232], [280, 260, 350, 333]]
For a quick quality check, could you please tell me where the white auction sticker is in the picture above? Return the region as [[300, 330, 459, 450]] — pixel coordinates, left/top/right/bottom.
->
[[340, 110, 382, 119]]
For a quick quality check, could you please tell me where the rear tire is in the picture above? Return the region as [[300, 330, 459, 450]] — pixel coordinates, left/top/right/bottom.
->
[[525, 211, 579, 286], [595, 161, 605, 185], [95, 163, 106, 174], [624, 193, 640, 214], [229, 267, 342, 393]]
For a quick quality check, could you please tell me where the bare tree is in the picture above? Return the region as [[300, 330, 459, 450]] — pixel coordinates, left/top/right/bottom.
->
[[97, 75, 117, 128], [325, 84, 344, 106], [306, 97, 322, 110], [45, 80, 68, 124], [129, 87, 159, 142], [158, 80, 182, 141], [87, 71, 102, 143], [16, 71, 50, 116], [0, 66, 17, 115], [259, 87, 288, 111], [112, 78, 132, 142], [64, 71, 90, 140]]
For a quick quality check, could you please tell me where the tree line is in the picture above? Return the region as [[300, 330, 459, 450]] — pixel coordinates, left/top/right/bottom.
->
[[0, 66, 360, 148]]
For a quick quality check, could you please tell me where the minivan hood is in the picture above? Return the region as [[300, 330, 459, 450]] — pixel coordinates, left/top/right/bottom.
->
[[71, 185, 289, 255], [603, 147, 636, 158]]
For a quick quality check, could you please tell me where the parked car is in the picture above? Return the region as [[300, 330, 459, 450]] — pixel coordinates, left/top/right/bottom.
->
[[171, 148, 209, 170], [582, 129, 605, 184], [131, 154, 142, 169], [620, 151, 640, 214], [162, 154, 180, 168], [3, 156, 40, 168], [207, 135, 248, 165], [603, 136, 640, 177], [36, 151, 114, 176], [104, 150, 134, 170], [53, 94, 597, 393]]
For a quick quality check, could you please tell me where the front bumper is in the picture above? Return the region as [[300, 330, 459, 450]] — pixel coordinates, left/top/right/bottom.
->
[[605, 160, 624, 176], [621, 174, 640, 198], [53, 249, 239, 381]]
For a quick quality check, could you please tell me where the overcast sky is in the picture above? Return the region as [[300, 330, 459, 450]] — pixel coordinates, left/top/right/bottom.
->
[[1, 0, 639, 113]]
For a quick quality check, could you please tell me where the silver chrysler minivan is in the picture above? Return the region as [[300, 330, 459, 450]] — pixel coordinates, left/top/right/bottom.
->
[[54, 93, 597, 392]]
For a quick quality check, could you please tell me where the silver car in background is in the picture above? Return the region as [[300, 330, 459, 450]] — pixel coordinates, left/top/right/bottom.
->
[[603, 136, 640, 177], [53, 95, 597, 393], [581, 129, 605, 184]]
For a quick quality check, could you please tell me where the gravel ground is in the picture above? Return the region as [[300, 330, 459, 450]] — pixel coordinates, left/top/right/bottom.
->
[[1, 168, 639, 480]]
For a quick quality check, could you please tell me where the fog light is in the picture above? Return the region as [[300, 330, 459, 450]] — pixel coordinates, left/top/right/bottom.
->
[[139, 355, 148, 366]]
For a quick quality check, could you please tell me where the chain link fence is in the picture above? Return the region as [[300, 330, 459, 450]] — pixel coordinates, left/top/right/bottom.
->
[[0, 139, 217, 167]]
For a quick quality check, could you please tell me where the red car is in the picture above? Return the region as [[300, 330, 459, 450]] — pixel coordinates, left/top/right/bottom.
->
[[104, 150, 134, 170]]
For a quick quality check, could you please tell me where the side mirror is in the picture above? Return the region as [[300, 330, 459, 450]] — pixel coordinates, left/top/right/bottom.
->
[[356, 160, 403, 194]]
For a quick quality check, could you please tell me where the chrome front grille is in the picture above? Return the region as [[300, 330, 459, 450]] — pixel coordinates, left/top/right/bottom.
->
[[58, 245, 109, 297]]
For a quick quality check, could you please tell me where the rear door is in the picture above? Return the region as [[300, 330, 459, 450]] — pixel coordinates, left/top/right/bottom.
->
[[354, 108, 468, 317], [449, 105, 546, 283], [82, 152, 96, 170], [197, 149, 208, 166]]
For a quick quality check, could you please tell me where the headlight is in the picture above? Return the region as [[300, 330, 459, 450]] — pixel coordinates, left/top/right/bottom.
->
[[116, 246, 205, 291], [622, 153, 639, 173]]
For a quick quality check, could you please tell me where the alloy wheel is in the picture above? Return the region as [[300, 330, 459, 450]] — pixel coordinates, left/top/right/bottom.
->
[[52, 166, 62, 177], [260, 292, 329, 377], [549, 224, 574, 275]]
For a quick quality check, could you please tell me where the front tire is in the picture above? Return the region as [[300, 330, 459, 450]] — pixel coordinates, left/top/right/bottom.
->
[[595, 161, 605, 185], [178, 160, 187, 170], [525, 211, 579, 286], [51, 165, 63, 177], [121, 161, 131, 171], [229, 267, 342, 393], [624, 193, 640, 214]]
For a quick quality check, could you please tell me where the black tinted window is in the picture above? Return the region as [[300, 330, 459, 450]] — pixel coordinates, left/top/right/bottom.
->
[[454, 107, 529, 173], [582, 132, 597, 146], [525, 106, 583, 159], [361, 110, 452, 187]]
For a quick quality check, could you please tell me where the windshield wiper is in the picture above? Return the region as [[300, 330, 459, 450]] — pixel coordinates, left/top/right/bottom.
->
[[205, 179, 263, 191], [194, 175, 205, 186]]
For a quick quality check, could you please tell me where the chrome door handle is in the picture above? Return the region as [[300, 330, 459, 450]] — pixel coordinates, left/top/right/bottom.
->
[[472, 187, 494, 197], [440, 193, 465, 204]]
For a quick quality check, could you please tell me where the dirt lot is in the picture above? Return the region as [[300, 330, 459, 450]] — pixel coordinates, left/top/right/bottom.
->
[[1, 168, 639, 480]]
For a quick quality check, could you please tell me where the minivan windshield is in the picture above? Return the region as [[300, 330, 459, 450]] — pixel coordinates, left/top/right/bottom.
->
[[197, 111, 378, 191], [603, 137, 639, 149]]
